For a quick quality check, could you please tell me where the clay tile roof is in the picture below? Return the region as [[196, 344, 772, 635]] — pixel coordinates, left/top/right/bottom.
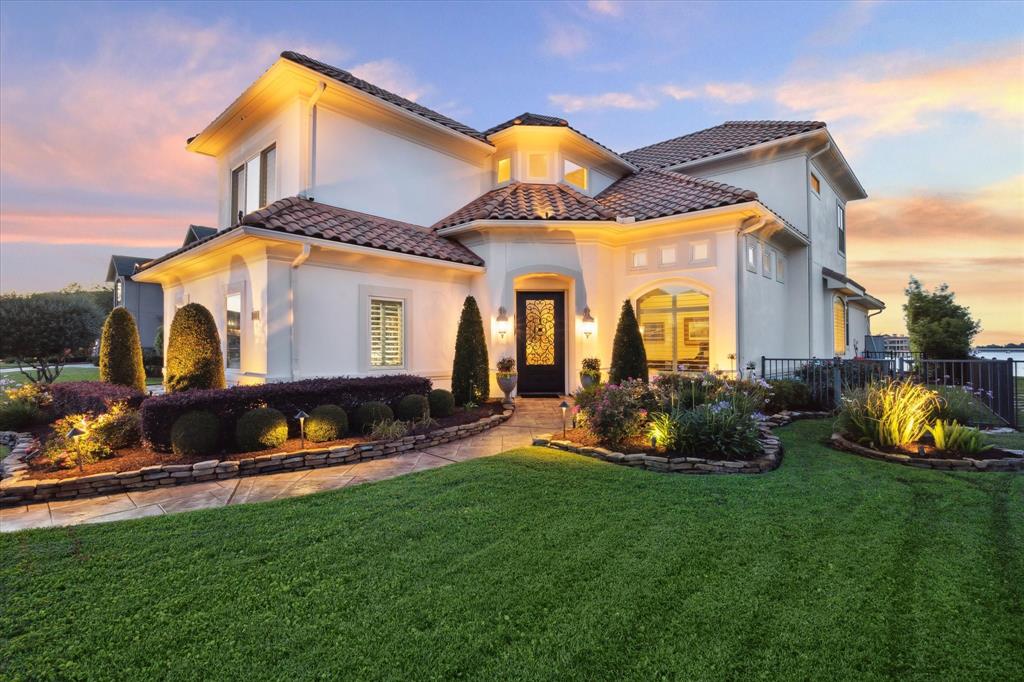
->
[[244, 197, 484, 266], [596, 170, 758, 221], [483, 112, 569, 136], [623, 120, 826, 169], [281, 51, 489, 144], [433, 182, 617, 230]]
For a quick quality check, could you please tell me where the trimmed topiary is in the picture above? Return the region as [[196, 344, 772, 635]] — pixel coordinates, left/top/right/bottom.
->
[[170, 410, 220, 456], [357, 401, 394, 432], [165, 303, 226, 393], [429, 388, 455, 418], [99, 307, 146, 392], [451, 295, 489, 405], [235, 407, 288, 452], [396, 394, 429, 421], [306, 404, 348, 443], [609, 299, 648, 384]]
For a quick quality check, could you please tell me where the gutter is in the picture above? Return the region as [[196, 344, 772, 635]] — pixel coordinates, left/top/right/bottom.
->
[[805, 140, 831, 356], [289, 244, 312, 378]]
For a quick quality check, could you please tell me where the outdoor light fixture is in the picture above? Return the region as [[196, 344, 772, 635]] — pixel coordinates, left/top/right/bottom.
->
[[651, 434, 658, 449], [559, 400, 569, 438], [496, 306, 511, 340], [295, 409, 310, 448], [66, 425, 86, 472], [581, 306, 595, 339]]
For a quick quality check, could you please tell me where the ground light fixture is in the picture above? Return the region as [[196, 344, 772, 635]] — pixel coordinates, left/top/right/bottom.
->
[[66, 425, 86, 472], [559, 400, 569, 438], [496, 307, 511, 340], [295, 410, 310, 448]]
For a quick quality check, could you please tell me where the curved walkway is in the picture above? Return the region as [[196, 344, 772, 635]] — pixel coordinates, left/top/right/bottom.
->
[[1, 398, 565, 533]]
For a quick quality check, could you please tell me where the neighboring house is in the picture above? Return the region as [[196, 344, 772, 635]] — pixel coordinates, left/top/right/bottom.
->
[[133, 52, 884, 393], [106, 255, 163, 352], [881, 334, 911, 356]]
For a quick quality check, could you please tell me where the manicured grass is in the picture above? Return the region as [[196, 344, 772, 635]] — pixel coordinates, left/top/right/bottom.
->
[[0, 367, 162, 386], [987, 430, 1024, 450], [2, 420, 1022, 680]]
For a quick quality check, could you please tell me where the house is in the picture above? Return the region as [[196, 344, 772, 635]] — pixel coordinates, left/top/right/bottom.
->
[[133, 52, 884, 394], [106, 255, 163, 352]]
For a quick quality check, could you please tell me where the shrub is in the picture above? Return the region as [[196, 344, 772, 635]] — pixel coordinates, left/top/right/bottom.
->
[[99, 307, 146, 392], [171, 411, 221, 456], [305, 405, 348, 443], [705, 375, 772, 418], [925, 419, 992, 456], [609, 300, 647, 384], [580, 357, 601, 380], [142, 350, 163, 379], [837, 379, 941, 449], [368, 418, 408, 441], [651, 374, 708, 411], [583, 379, 656, 447], [0, 292, 103, 383], [648, 402, 761, 460], [767, 379, 814, 414], [935, 386, 995, 426], [236, 408, 288, 452], [89, 402, 141, 450], [140, 374, 429, 452], [451, 295, 489, 405], [50, 381, 143, 419], [357, 401, 394, 432], [396, 394, 429, 421], [164, 303, 225, 393], [0, 400, 40, 431], [45, 413, 116, 468], [429, 388, 455, 418]]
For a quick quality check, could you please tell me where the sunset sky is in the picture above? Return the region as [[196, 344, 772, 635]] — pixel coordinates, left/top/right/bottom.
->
[[1, 0, 1022, 343]]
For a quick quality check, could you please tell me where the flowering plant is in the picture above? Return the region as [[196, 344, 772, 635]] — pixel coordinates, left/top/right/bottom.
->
[[584, 379, 655, 446], [496, 356, 517, 377]]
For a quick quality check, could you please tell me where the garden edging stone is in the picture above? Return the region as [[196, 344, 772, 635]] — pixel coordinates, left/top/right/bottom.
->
[[0, 406, 515, 507], [829, 431, 1024, 472]]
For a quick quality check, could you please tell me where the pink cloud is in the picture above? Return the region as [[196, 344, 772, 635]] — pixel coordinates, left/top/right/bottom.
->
[[0, 210, 210, 247]]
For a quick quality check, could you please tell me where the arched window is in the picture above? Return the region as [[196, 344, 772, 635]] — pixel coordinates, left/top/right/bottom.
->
[[833, 296, 848, 356], [636, 286, 710, 375]]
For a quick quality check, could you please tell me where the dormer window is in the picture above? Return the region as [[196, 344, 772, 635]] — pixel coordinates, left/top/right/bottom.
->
[[496, 157, 511, 185], [230, 143, 276, 223], [563, 159, 588, 191]]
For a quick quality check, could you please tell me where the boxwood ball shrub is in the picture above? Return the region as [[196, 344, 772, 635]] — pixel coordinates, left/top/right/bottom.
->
[[306, 405, 348, 443], [99, 307, 147, 392], [357, 401, 394, 432], [396, 394, 429, 421], [171, 410, 221, 456], [236, 407, 288, 452], [428, 389, 455, 418], [164, 303, 226, 393], [767, 379, 814, 414]]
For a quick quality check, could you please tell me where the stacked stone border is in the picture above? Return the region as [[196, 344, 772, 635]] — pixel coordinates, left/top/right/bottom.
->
[[829, 432, 1024, 472], [0, 405, 514, 507], [531, 411, 830, 475]]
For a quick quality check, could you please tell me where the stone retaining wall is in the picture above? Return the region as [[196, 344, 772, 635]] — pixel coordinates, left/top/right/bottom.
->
[[829, 432, 1024, 472], [0, 407, 514, 507]]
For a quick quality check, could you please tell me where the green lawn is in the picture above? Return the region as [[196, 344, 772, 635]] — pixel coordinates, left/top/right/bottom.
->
[[1, 366, 162, 386], [988, 430, 1024, 450], [2, 420, 1021, 680]]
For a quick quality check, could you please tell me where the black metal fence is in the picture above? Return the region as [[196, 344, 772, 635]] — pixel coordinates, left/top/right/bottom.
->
[[761, 356, 1022, 429]]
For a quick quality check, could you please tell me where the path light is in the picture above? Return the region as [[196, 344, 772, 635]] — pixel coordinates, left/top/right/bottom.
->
[[295, 409, 310, 448], [559, 400, 569, 438], [66, 425, 86, 472], [496, 307, 511, 340], [651, 434, 658, 450], [581, 307, 595, 339]]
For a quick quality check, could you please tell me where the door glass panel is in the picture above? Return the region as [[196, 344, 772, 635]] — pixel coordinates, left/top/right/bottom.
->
[[524, 298, 556, 365]]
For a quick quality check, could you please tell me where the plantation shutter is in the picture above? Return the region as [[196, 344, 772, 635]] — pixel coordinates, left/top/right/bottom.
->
[[370, 299, 404, 367]]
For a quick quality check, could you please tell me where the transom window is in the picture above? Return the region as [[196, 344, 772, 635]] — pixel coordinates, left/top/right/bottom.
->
[[225, 292, 242, 370], [660, 245, 677, 266], [637, 287, 710, 375], [833, 296, 848, 356], [631, 249, 648, 269], [563, 159, 588, 191], [690, 241, 710, 264], [230, 143, 276, 223], [496, 157, 511, 184], [370, 298, 405, 368], [837, 204, 846, 256]]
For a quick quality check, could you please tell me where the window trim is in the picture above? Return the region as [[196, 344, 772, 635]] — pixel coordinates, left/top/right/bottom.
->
[[230, 142, 277, 224], [358, 285, 413, 373]]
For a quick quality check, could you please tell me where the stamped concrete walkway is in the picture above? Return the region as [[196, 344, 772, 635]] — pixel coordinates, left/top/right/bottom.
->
[[1, 398, 565, 533]]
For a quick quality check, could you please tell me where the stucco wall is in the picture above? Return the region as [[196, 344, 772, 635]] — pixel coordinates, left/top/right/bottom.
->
[[697, 154, 809, 235]]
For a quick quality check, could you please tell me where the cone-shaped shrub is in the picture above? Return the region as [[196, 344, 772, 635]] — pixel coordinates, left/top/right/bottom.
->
[[609, 299, 648, 384], [451, 295, 489, 405], [99, 307, 146, 392], [165, 303, 226, 393]]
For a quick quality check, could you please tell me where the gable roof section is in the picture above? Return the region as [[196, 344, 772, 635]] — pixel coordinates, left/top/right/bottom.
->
[[484, 111, 636, 170], [106, 255, 151, 281], [433, 182, 617, 230], [183, 224, 217, 246], [596, 170, 758, 221], [623, 120, 826, 169], [281, 51, 489, 144]]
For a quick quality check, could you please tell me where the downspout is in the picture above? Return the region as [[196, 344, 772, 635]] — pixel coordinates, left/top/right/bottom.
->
[[305, 82, 327, 198], [737, 216, 768, 374], [289, 244, 312, 379], [806, 140, 831, 356]]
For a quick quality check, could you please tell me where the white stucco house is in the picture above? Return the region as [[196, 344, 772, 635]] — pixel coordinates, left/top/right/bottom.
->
[[133, 51, 884, 394]]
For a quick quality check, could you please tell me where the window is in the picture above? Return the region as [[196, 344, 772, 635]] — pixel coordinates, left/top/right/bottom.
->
[[762, 247, 773, 278], [631, 249, 648, 269], [745, 237, 758, 273], [114, 279, 123, 306], [837, 204, 846, 256], [776, 254, 786, 283], [833, 296, 847, 356], [660, 245, 677, 266], [528, 153, 548, 178], [690, 240, 710, 264], [370, 298, 404, 367], [226, 292, 242, 370], [230, 143, 276, 223], [496, 157, 511, 184], [637, 287, 710, 375], [563, 159, 588, 190], [810, 172, 821, 194]]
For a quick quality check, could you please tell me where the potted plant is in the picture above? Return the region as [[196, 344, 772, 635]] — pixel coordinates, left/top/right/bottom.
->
[[496, 356, 517, 404], [580, 357, 601, 389]]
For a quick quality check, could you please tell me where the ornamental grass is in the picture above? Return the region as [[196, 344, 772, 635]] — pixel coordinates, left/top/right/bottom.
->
[[837, 379, 941, 449]]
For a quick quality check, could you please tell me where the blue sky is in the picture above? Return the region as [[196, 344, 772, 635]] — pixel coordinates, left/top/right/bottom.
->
[[1, 0, 1022, 340]]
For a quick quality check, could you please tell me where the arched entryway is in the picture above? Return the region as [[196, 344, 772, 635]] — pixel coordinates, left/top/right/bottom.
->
[[636, 286, 711, 375]]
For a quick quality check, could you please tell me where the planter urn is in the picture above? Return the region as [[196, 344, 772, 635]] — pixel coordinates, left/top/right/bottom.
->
[[580, 373, 598, 389], [497, 373, 518, 404]]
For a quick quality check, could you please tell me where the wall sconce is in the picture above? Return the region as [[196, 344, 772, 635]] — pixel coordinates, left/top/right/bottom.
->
[[581, 307, 595, 339], [496, 306, 511, 340]]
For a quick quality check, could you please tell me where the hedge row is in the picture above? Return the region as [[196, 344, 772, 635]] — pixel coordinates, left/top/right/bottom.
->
[[140, 374, 431, 452], [50, 382, 144, 419]]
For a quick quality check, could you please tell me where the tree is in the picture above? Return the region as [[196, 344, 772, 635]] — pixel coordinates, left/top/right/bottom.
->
[[60, 282, 114, 319], [0, 293, 103, 383], [904, 276, 981, 359], [451, 295, 489, 405], [609, 299, 648, 384], [164, 303, 226, 393], [99, 307, 146, 392]]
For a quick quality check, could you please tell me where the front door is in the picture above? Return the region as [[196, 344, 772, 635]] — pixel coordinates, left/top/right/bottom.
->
[[516, 291, 566, 395]]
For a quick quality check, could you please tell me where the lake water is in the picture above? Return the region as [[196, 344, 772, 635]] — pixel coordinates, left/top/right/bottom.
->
[[973, 349, 1024, 376]]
